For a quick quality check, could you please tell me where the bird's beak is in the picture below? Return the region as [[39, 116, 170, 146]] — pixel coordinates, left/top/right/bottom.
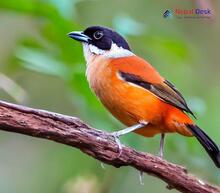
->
[[68, 31, 91, 43]]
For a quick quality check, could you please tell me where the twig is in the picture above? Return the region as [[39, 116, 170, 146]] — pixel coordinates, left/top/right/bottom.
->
[[0, 100, 219, 193]]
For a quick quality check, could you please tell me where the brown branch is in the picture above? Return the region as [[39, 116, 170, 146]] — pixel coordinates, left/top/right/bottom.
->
[[0, 100, 219, 193]]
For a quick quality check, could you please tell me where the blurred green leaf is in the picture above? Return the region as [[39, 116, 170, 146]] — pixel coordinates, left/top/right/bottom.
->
[[16, 46, 70, 78], [113, 15, 146, 36], [147, 35, 193, 64]]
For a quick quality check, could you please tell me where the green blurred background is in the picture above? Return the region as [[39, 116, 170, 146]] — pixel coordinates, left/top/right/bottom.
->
[[0, 0, 220, 192]]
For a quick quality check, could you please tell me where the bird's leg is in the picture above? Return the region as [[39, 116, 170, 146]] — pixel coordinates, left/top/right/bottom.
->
[[159, 133, 165, 158], [111, 122, 148, 157]]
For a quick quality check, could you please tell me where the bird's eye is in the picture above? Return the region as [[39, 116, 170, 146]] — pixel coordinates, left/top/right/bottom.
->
[[93, 31, 103, 40]]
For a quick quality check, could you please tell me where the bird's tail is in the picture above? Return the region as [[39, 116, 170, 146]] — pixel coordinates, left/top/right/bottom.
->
[[186, 124, 220, 168]]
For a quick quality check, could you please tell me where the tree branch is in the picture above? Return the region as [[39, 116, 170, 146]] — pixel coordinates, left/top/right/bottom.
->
[[0, 100, 219, 193]]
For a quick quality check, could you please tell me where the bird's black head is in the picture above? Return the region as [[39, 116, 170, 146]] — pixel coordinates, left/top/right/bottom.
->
[[68, 26, 131, 51]]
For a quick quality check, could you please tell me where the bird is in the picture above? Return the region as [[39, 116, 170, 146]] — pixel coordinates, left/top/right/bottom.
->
[[68, 26, 220, 169]]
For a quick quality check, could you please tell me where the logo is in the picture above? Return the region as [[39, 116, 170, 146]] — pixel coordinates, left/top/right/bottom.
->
[[163, 10, 173, 18], [163, 8, 212, 19]]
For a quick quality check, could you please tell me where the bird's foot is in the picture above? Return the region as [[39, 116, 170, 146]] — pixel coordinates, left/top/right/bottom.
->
[[111, 123, 148, 158], [111, 131, 123, 157]]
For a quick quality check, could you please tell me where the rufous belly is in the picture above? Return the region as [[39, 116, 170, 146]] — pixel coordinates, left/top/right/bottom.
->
[[86, 56, 192, 137]]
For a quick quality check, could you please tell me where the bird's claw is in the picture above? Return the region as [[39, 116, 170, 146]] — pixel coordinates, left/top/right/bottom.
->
[[111, 132, 123, 157]]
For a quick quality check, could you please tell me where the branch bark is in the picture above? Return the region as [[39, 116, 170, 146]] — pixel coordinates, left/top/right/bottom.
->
[[0, 100, 219, 193]]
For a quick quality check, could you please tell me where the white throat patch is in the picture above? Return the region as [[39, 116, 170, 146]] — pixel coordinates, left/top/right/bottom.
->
[[82, 42, 134, 64]]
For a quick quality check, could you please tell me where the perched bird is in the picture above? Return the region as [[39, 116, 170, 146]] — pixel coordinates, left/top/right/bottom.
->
[[68, 26, 220, 168]]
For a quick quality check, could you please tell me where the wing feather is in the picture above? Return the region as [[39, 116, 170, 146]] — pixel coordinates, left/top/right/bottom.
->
[[119, 71, 195, 118]]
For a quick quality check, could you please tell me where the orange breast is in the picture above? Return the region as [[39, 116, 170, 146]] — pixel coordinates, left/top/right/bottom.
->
[[86, 55, 193, 137]]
